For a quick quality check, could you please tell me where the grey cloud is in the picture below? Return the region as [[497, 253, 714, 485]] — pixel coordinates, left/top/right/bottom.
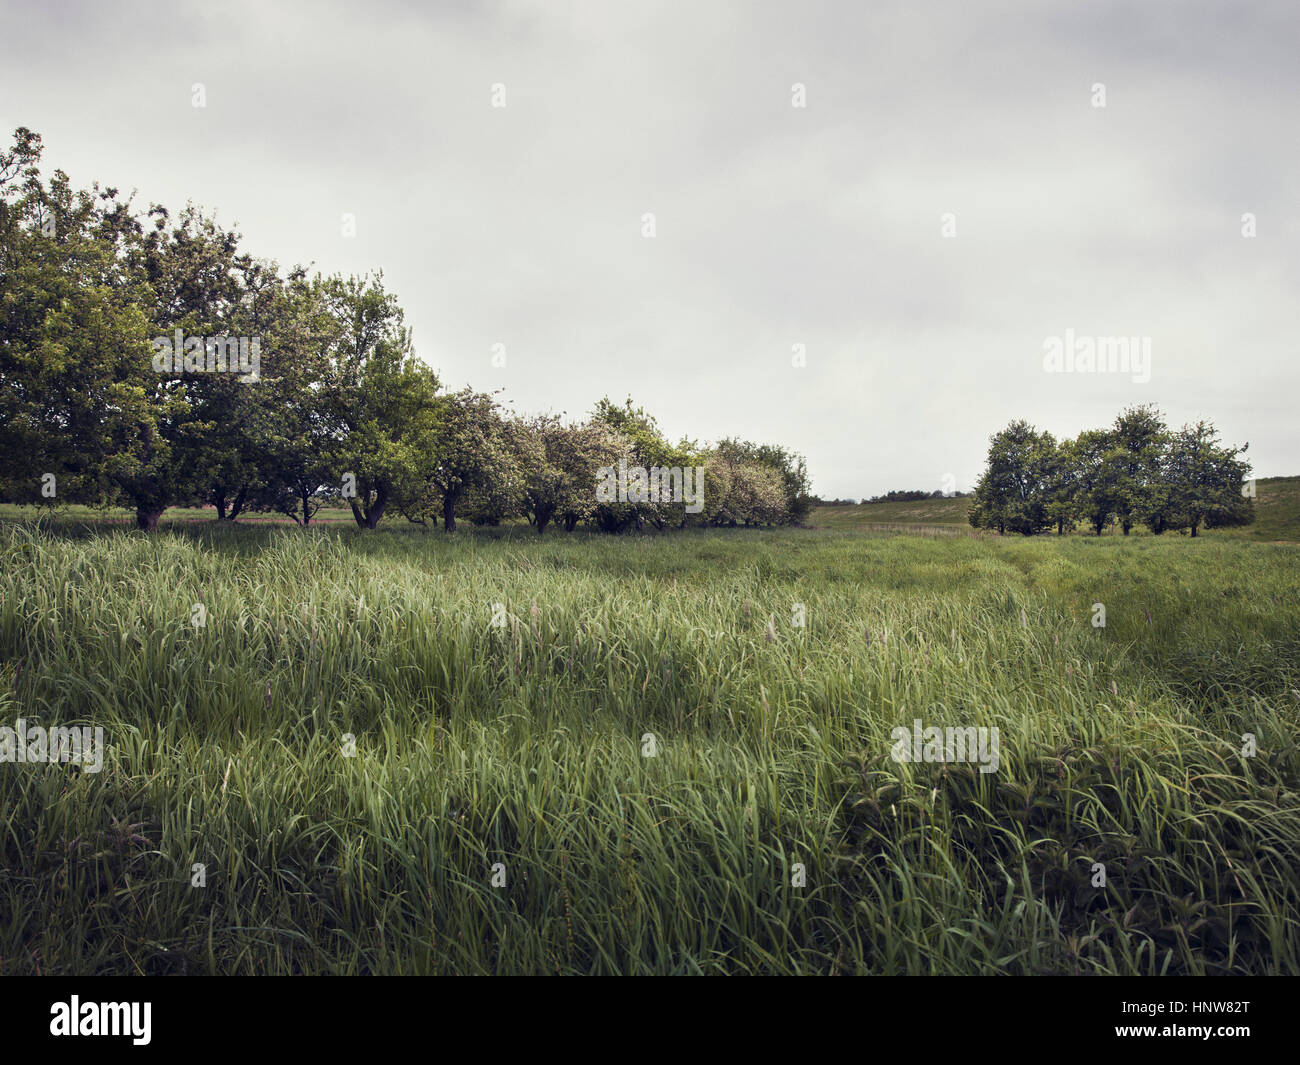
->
[[1, 0, 1293, 496]]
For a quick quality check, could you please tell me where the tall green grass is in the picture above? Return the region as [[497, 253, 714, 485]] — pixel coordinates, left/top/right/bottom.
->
[[1, 521, 1297, 974]]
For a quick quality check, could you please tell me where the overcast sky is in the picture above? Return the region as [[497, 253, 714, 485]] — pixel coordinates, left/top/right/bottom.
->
[[2, 0, 1295, 497]]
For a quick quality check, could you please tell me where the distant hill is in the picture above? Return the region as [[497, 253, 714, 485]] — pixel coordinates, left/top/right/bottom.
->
[[1236, 475, 1300, 541], [812, 494, 971, 529], [811, 475, 1300, 541]]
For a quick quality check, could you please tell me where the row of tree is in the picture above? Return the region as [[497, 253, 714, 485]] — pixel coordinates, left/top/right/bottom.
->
[[0, 129, 813, 533], [968, 406, 1253, 536], [862, 488, 970, 503]]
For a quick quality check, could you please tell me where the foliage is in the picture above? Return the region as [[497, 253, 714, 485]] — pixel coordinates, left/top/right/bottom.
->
[[970, 408, 1253, 537], [0, 130, 809, 536]]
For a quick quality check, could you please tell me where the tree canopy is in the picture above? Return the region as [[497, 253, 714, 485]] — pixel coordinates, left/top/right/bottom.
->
[[0, 129, 813, 534], [969, 406, 1252, 537]]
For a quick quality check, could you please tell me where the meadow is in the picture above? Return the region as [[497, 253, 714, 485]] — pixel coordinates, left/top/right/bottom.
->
[[1, 518, 1297, 974]]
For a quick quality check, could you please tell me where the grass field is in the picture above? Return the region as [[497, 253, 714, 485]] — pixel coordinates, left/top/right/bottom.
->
[[1, 519, 1298, 974], [814, 475, 1300, 542]]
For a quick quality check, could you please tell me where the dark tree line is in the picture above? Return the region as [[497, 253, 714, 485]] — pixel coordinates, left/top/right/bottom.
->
[[969, 406, 1253, 537], [862, 489, 970, 503]]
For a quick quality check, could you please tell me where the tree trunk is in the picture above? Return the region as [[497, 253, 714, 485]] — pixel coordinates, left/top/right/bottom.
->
[[443, 491, 458, 532], [1190, 523, 1199, 537], [228, 484, 248, 521], [136, 507, 163, 531], [365, 487, 388, 530]]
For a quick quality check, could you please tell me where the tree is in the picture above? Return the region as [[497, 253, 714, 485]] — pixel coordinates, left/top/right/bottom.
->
[[704, 439, 790, 526], [1070, 429, 1116, 535], [1165, 421, 1253, 537], [319, 274, 439, 531], [0, 130, 161, 525], [726, 460, 789, 525], [1108, 405, 1167, 535], [512, 414, 621, 534], [246, 272, 339, 526], [590, 396, 676, 532], [968, 420, 1056, 535], [751, 442, 813, 524], [1044, 437, 1081, 535], [426, 387, 515, 533]]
